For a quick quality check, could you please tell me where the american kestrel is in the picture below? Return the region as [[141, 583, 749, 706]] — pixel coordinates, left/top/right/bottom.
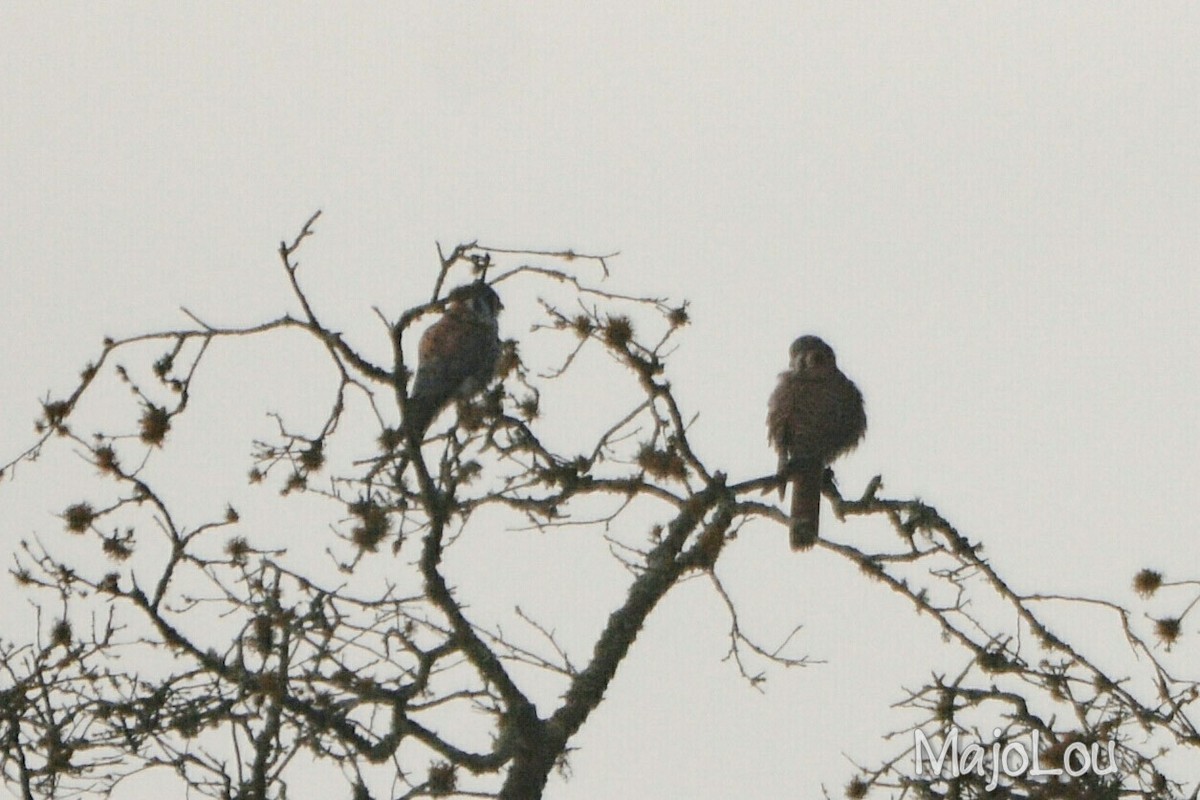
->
[[404, 282, 503, 440], [767, 335, 866, 550]]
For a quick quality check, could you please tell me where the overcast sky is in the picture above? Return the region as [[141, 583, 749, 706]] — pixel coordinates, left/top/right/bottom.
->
[[2, 4, 1198, 798]]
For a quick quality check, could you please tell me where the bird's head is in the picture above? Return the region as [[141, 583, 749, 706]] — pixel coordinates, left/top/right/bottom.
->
[[788, 335, 837, 375], [447, 282, 503, 321]]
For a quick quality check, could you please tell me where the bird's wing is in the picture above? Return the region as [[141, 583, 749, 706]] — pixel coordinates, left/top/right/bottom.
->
[[407, 316, 498, 437]]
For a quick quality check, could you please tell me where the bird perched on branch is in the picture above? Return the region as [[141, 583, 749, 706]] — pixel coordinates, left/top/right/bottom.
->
[[767, 335, 866, 550], [404, 282, 503, 441]]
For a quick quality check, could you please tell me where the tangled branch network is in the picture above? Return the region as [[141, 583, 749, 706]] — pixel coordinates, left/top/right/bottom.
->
[[1, 213, 1197, 800]]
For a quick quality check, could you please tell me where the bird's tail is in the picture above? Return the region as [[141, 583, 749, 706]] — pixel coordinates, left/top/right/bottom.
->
[[789, 466, 821, 550], [403, 399, 436, 444]]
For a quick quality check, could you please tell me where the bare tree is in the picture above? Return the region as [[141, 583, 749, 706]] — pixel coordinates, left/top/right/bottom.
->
[[1, 214, 1197, 799]]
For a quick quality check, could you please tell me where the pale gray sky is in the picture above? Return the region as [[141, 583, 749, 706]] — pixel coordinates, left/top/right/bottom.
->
[[2, 4, 1198, 798]]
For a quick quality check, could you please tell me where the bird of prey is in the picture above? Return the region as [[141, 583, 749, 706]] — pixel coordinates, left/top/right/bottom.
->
[[404, 282, 503, 441], [766, 335, 866, 550]]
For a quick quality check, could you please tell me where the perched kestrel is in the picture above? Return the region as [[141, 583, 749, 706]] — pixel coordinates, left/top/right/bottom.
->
[[404, 282, 503, 440], [767, 335, 866, 550]]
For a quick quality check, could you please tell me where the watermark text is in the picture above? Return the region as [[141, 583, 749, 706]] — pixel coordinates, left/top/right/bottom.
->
[[914, 728, 1116, 791]]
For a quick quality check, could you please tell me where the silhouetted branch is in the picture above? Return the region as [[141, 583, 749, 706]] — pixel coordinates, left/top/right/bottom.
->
[[2, 216, 1197, 799]]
